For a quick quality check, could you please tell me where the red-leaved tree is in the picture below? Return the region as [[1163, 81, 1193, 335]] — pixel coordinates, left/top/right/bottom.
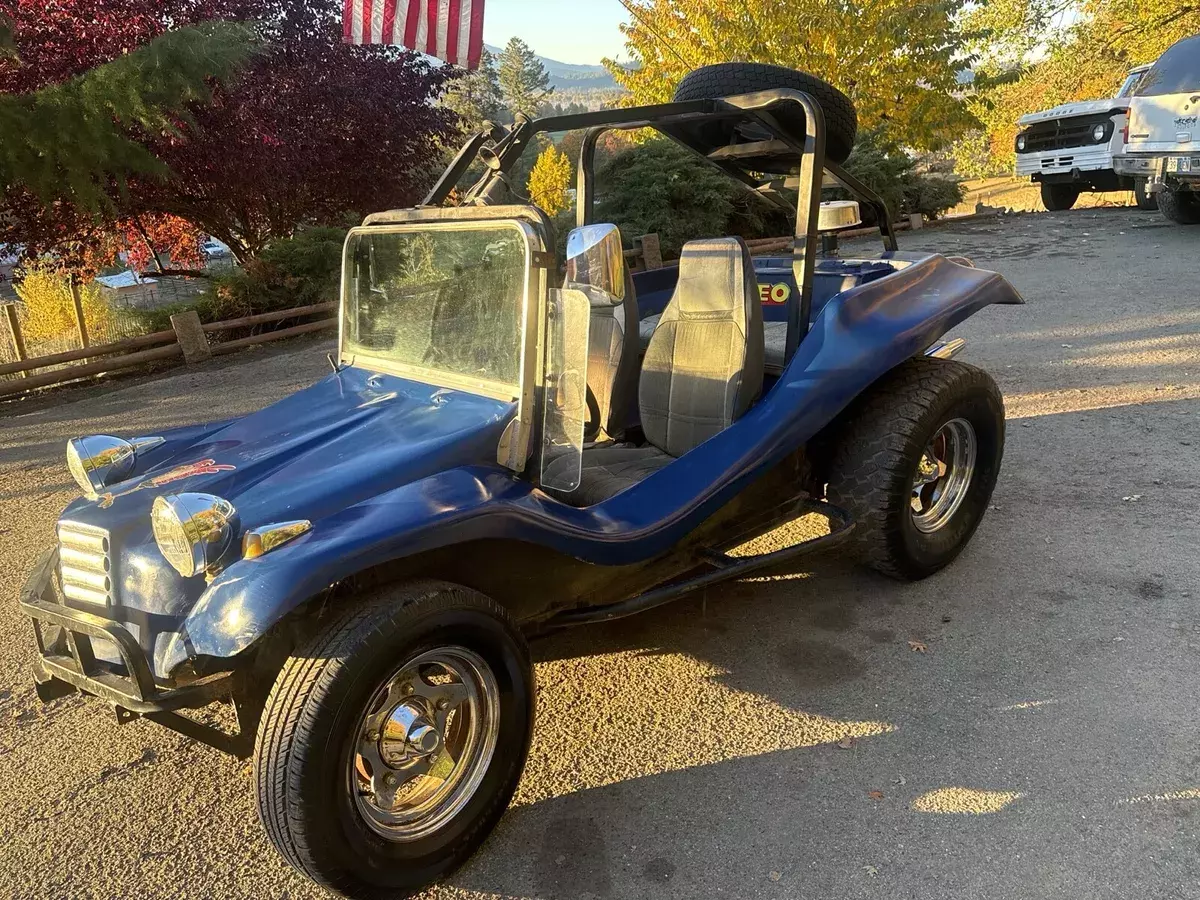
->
[[0, 0, 457, 270]]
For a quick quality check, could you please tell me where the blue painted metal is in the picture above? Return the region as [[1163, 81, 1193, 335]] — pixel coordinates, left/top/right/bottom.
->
[[155, 252, 1021, 674]]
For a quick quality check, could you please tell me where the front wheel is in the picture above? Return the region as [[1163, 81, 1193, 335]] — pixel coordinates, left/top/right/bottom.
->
[[254, 581, 534, 899], [1040, 182, 1081, 211], [825, 357, 1005, 581]]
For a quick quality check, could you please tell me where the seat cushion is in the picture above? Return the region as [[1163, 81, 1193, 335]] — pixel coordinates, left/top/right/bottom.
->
[[639, 237, 764, 458], [558, 444, 673, 507]]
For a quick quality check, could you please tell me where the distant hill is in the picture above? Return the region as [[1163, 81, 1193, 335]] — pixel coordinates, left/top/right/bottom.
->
[[484, 44, 621, 92]]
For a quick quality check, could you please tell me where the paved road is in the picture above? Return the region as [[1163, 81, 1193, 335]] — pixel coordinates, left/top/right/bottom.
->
[[2, 208, 1199, 899]]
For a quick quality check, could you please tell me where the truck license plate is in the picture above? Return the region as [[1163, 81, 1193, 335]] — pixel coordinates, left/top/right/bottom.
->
[[1169, 156, 1192, 173]]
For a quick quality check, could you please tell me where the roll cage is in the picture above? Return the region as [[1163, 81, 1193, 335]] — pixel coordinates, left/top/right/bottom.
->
[[421, 90, 899, 368]]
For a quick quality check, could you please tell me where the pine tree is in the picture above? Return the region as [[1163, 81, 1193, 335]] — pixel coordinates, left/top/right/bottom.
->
[[0, 21, 259, 211], [442, 49, 504, 131], [497, 37, 552, 118]]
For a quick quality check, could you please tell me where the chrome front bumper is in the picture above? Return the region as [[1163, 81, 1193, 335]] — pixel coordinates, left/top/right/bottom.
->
[[1016, 145, 1111, 177]]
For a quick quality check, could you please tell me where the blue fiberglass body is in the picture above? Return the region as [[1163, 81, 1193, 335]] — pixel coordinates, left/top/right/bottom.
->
[[123, 251, 1022, 675]]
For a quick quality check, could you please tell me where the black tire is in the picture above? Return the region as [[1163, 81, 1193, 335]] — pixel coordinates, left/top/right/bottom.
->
[[1133, 178, 1158, 211], [1040, 183, 1080, 211], [672, 62, 857, 165], [825, 357, 1005, 581], [1158, 184, 1200, 224], [254, 581, 534, 899]]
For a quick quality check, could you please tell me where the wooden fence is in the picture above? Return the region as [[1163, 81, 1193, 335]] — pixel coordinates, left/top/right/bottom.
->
[[1, 302, 335, 399]]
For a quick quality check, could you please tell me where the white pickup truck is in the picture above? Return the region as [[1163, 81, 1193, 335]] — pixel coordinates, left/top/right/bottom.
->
[[1015, 65, 1155, 212], [1121, 33, 1200, 225]]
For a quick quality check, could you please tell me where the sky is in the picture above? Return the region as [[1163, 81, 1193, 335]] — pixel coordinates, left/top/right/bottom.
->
[[482, 0, 630, 65]]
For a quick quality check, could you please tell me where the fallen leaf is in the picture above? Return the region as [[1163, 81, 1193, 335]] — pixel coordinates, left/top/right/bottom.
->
[[837, 737, 855, 750], [894, 775, 907, 785], [769, 871, 782, 882], [868, 790, 884, 801], [863, 865, 879, 877], [908, 640, 928, 653]]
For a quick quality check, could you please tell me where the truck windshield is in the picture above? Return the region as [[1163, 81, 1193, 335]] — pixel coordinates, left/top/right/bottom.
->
[[341, 223, 530, 395], [1137, 36, 1200, 96]]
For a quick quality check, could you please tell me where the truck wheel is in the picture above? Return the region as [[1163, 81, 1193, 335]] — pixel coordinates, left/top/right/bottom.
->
[[1133, 178, 1158, 210], [826, 357, 1005, 581], [254, 581, 534, 899], [672, 63, 857, 165], [1040, 183, 1080, 211], [1158, 185, 1200, 224]]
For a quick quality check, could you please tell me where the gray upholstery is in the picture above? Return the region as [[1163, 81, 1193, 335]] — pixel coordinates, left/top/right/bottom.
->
[[577, 272, 639, 441], [641, 314, 788, 372], [639, 237, 764, 457], [563, 444, 673, 508]]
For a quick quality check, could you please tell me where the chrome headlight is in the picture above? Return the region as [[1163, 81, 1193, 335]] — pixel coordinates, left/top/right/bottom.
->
[[1093, 123, 1107, 142], [67, 436, 137, 495], [151, 493, 239, 578], [67, 434, 164, 496], [1016, 133, 1027, 151]]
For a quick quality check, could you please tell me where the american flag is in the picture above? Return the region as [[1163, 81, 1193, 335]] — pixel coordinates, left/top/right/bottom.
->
[[343, 0, 486, 69]]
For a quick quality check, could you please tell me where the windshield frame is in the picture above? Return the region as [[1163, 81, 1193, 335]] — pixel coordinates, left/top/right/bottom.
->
[[338, 218, 541, 404]]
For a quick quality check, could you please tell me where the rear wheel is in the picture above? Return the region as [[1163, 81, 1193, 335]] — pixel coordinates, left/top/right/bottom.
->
[[825, 357, 1005, 581], [1158, 184, 1200, 224], [254, 581, 534, 899], [1040, 183, 1081, 211], [1133, 178, 1158, 210]]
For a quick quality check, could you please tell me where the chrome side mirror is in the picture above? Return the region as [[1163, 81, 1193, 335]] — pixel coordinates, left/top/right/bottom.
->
[[818, 200, 862, 232], [565, 224, 625, 304]]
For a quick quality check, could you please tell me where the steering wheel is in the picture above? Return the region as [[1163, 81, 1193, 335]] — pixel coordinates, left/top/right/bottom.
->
[[584, 385, 602, 443]]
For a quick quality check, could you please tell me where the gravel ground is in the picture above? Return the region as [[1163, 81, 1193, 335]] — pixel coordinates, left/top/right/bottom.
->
[[2, 207, 1199, 900]]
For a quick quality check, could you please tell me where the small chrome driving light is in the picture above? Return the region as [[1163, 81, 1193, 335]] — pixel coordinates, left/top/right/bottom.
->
[[242, 520, 312, 560], [152, 493, 239, 578]]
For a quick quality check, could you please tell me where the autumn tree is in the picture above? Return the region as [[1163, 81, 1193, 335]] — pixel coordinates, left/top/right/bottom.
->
[[527, 144, 572, 216], [442, 48, 505, 131], [498, 37, 552, 117], [0, 0, 455, 271], [606, 0, 978, 150]]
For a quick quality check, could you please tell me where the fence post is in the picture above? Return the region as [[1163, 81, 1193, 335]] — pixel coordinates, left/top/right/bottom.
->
[[3, 302, 27, 367], [170, 310, 212, 364], [636, 233, 663, 271], [69, 276, 90, 349]]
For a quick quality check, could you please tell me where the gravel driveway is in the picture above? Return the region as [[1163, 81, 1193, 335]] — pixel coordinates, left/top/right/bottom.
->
[[1, 207, 1198, 899]]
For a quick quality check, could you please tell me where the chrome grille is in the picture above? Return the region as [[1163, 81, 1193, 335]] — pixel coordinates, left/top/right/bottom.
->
[[57, 521, 112, 607]]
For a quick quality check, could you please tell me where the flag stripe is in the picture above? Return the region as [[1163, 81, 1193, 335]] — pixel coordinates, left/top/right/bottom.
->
[[344, 0, 485, 69]]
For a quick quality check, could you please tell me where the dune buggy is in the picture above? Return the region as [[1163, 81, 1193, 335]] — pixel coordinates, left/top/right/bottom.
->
[[20, 63, 1022, 897]]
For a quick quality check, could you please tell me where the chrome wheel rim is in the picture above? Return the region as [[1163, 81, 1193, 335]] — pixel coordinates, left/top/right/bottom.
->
[[911, 418, 977, 534], [349, 646, 500, 842]]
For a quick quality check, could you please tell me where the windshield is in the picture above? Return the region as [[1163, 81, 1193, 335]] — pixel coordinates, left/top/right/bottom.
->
[[1117, 70, 1145, 98], [341, 222, 530, 395], [1137, 37, 1200, 96]]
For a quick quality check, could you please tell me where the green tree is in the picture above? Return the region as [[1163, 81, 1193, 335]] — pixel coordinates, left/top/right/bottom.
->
[[605, 0, 978, 150], [497, 37, 552, 117], [0, 22, 259, 211], [527, 144, 573, 216], [442, 49, 505, 131]]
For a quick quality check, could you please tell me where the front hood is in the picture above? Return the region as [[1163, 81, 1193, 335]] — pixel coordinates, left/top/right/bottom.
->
[[1019, 98, 1123, 126], [58, 367, 514, 624]]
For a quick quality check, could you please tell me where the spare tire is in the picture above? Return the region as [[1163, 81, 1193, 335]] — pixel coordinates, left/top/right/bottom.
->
[[673, 63, 857, 165]]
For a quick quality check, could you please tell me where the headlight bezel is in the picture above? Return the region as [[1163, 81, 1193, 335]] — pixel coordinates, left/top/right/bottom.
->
[[66, 434, 165, 496], [1015, 133, 1028, 152], [1092, 122, 1108, 142], [152, 492, 240, 578]]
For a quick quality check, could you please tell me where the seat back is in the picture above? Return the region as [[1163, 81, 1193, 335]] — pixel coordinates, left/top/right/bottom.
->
[[639, 237, 764, 457], [575, 273, 639, 441]]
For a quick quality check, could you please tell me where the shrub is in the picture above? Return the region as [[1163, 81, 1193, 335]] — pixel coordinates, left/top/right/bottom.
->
[[839, 130, 965, 222], [14, 261, 113, 342]]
